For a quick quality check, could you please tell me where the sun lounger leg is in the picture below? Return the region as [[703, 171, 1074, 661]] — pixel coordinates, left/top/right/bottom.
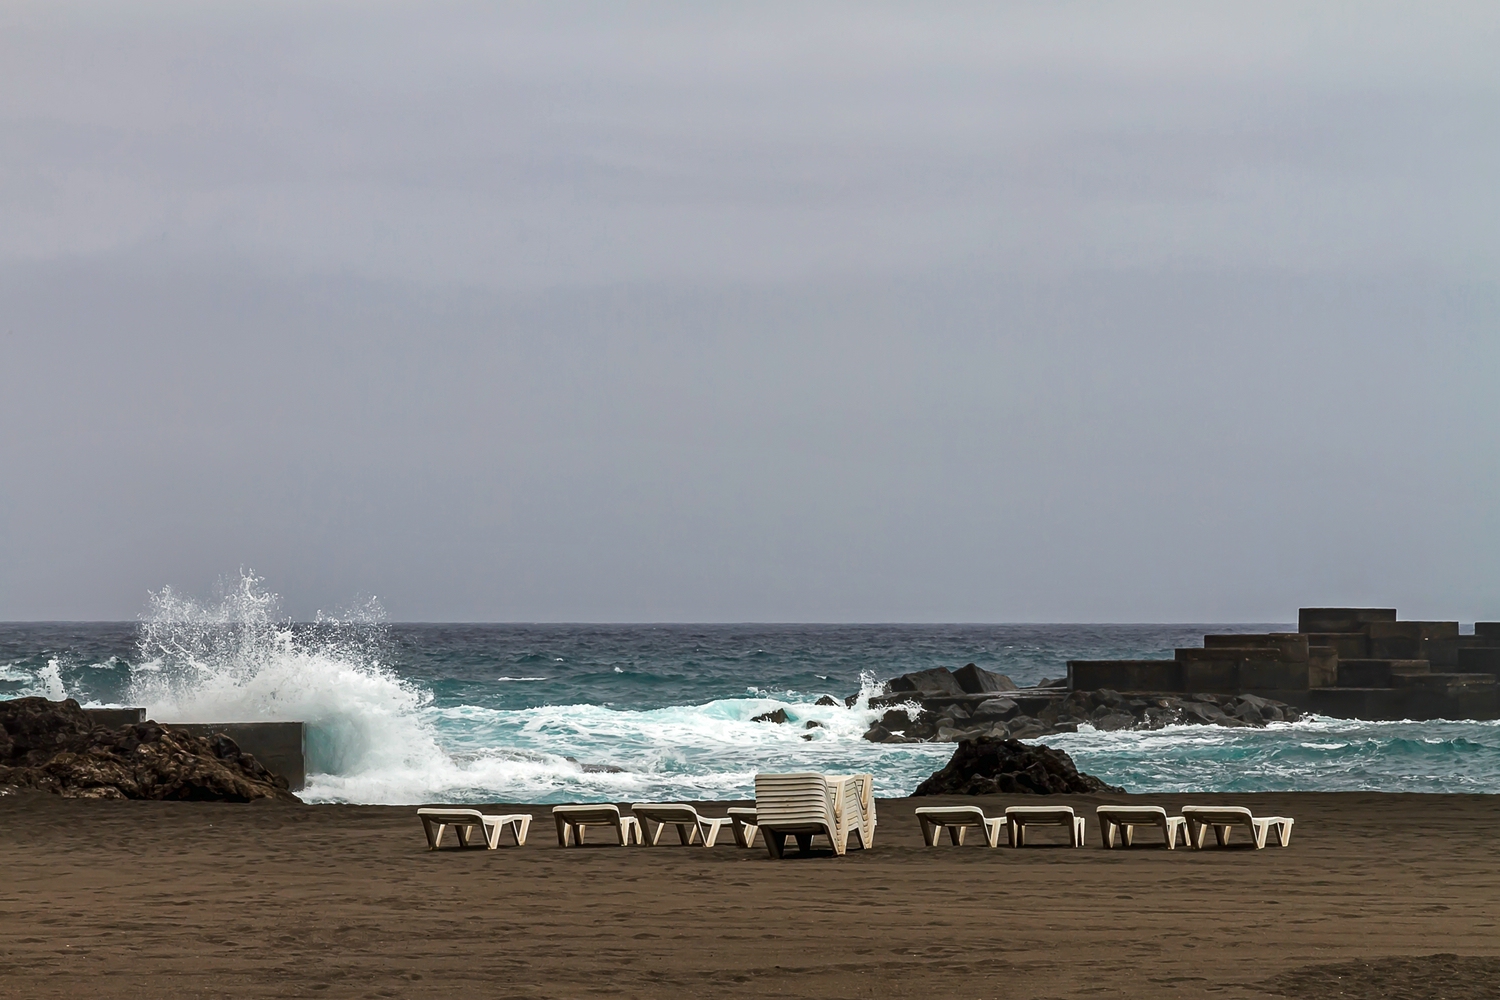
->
[[765, 831, 786, 859], [1073, 817, 1085, 847], [948, 825, 964, 846], [985, 818, 1002, 848], [676, 823, 694, 846], [1121, 824, 1134, 848], [1213, 823, 1230, 847], [1188, 819, 1207, 849], [794, 833, 813, 853], [1275, 819, 1293, 846]]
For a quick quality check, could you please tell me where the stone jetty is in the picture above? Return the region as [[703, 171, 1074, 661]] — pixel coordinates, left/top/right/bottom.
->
[[1069, 609, 1500, 722]]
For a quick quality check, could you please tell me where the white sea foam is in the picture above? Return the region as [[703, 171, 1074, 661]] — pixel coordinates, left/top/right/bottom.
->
[[126, 572, 448, 784]]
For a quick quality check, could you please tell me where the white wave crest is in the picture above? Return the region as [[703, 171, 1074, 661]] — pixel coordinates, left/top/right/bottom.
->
[[127, 572, 446, 784]]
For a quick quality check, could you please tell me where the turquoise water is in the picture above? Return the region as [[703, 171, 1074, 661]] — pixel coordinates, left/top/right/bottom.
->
[[3, 578, 1496, 803]]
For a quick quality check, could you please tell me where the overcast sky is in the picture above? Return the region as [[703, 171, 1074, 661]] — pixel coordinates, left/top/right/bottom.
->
[[2, 2, 1498, 622]]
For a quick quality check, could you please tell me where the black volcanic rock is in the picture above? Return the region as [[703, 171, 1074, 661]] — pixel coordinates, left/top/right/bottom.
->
[[751, 708, 789, 724], [952, 663, 1018, 695], [0, 697, 297, 802], [886, 668, 966, 698], [912, 736, 1124, 795]]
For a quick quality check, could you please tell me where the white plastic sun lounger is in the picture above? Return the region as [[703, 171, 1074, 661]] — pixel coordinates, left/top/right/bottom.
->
[[417, 808, 533, 849], [1004, 805, 1086, 848], [726, 807, 760, 848], [630, 803, 733, 847], [833, 773, 877, 849], [914, 806, 1004, 847], [552, 804, 641, 847], [1181, 805, 1294, 849], [1096, 806, 1188, 850], [754, 773, 846, 858]]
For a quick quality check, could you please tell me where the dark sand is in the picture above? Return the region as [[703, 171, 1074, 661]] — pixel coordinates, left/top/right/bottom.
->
[[2, 791, 1499, 999]]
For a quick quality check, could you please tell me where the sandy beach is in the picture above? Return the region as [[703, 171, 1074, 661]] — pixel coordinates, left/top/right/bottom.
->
[[3, 791, 1499, 999]]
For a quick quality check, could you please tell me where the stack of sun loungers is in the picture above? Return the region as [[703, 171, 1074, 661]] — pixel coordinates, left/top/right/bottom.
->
[[417, 786, 1292, 855], [751, 772, 877, 858]]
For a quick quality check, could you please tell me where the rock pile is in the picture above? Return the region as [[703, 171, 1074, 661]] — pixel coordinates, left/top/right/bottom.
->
[[862, 665, 1301, 744], [0, 697, 298, 802], [912, 737, 1124, 795]]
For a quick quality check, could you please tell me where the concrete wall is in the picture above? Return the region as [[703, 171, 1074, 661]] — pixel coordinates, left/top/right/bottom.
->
[[84, 707, 146, 728], [1475, 623, 1500, 639], [168, 722, 306, 791]]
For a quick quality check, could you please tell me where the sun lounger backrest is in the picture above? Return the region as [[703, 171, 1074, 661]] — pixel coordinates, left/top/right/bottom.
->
[[632, 803, 696, 823], [754, 773, 836, 828], [1181, 805, 1253, 823], [417, 807, 484, 822]]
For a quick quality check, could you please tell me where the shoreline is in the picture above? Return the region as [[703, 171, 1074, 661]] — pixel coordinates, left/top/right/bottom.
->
[[4, 790, 1499, 998]]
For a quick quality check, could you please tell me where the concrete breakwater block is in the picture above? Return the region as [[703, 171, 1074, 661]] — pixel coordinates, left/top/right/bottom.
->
[[1337, 659, 1429, 687], [1305, 632, 1369, 659], [1457, 647, 1500, 677], [1202, 633, 1309, 660], [1298, 608, 1397, 634], [1368, 621, 1460, 659], [1475, 622, 1500, 639], [165, 722, 306, 791]]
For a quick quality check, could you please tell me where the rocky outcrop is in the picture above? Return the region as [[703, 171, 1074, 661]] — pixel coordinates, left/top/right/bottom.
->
[[913, 737, 1124, 795], [0, 697, 298, 802], [863, 668, 1301, 743]]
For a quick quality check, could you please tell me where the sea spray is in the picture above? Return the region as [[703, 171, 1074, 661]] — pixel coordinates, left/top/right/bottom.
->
[[127, 572, 446, 781]]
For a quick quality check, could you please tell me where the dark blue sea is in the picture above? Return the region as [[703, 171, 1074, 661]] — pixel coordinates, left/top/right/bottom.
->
[[3, 578, 1497, 802]]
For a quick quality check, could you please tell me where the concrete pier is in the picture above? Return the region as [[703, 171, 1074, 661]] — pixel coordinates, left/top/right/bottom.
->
[[1068, 608, 1500, 721]]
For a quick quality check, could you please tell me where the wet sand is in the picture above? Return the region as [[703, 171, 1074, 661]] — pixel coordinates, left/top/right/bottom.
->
[[2, 791, 1498, 999]]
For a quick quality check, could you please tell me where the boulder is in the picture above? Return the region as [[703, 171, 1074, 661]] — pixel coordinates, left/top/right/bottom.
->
[[814, 695, 840, 707], [1092, 712, 1136, 732], [912, 737, 1123, 795], [885, 668, 966, 699], [751, 708, 789, 724], [972, 698, 1019, 722], [951, 663, 1018, 696], [804, 720, 823, 729], [0, 697, 296, 802]]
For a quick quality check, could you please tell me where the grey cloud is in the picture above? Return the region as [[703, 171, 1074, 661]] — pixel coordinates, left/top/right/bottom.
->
[[1, 3, 1498, 621]]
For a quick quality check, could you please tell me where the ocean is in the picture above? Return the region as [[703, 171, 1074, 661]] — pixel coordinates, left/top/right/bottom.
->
[[3, 580, 1497, 803]]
